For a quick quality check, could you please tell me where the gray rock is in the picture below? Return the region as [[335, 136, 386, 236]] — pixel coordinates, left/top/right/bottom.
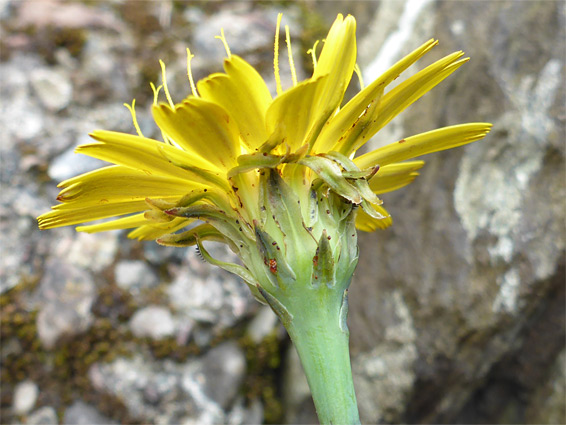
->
[[64, 400, 118, 425], [58, 231, 118, 273], [15, 0, 124, 30], [129, 305, 176, 339], [0, 57, 45, 142], [33, 258, 96, 349], [0, 0, 11, 20], [353, 290, 418, 423], [195, 341, 247, 408], [167, 245, 254, 328], [349, 1, 565, 424], [89, 354, 186, 423], [30, 67, 73, 111], [192, 8, 286, 63], [114, 260, 159, 295], [26, 406, 58, 425], [0, 191, 47, 293], [526, 349, 566, 425], [47, 136, 109, 182], [12, 380, 39, 415], [246, 306, 279, 344], [88, 352, 234, 425], [227, 397, 264, 425]]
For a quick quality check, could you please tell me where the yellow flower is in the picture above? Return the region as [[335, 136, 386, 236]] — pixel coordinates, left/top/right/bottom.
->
[[38, 14, 490, 240]]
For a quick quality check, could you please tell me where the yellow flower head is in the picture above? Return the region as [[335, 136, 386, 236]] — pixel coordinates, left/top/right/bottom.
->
[[38, 14, 490, 299]]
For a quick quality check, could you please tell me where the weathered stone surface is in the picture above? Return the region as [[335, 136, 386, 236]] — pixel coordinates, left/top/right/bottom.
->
[[32, 258, 97, 349], [12, 380, 39, 415], [196, 341, 247, 409], [348, 1, 565, 424], [89, 354, 205, 424], [29, 67, 73, 111], [129, 305, 176, 339], [26, 406, 58, 425], [63, 401, 118, 425], [114, 259, 159, 295], [167, 244, 254, 328], [88, 345, 246, 425]]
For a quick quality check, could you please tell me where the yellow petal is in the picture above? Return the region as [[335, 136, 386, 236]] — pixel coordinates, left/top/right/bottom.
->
[[127, 217, 193, 241], [314, 39, 438, 153], [197, 55, 271, 150], [355, 204, 392, 231], [82, 131, 229, 190], [340, 51, 469, 155], [354, 123, 492, 169], [313, 14, 357, 112], [368, 161, 424, 194], [76, 213, 149, 233], [153, 98, 240, 170], [38, 200, 175, 229], [265, 75, 328, 151], [55, 165, 200, 207]]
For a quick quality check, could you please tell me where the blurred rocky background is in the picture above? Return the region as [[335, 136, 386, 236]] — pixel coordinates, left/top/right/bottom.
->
[[0, 0, 564, 424]]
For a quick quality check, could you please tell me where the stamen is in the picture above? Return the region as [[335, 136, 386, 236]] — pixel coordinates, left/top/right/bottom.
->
[[150, 82, 163, 106], [354, 64, 365, 90], [150, 82, 174, 145], [159, 59, 175, 108], [186, 48, 199, 97], [215, 28, 231, 58], [274, 13, 283, 96], [285, 25, 297, 87], [123, 99, 144, 137], [307, 40, 320, 70]]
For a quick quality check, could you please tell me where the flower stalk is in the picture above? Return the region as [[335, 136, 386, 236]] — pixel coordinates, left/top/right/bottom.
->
[[284, 287, 360, 424]]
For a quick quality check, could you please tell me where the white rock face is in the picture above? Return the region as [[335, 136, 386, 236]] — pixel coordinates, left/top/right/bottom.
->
[[30, 68, 73, 111], [115, 260, 159, 294], [129, 305, 176, 339], [13, 380, 39, 414]]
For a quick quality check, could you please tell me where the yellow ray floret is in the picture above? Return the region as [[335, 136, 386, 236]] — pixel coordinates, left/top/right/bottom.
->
[[152, 98, 240, 170], [368, 161, 425, 194], [197, 55, 271, 150], [355, 123, 492, 169]]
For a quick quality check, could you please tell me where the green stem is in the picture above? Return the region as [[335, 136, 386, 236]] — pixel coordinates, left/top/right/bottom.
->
[[283, 292, 360, 425]]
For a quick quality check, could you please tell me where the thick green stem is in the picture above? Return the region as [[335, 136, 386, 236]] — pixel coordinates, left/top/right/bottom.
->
[[283, 293, 360, 425]]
